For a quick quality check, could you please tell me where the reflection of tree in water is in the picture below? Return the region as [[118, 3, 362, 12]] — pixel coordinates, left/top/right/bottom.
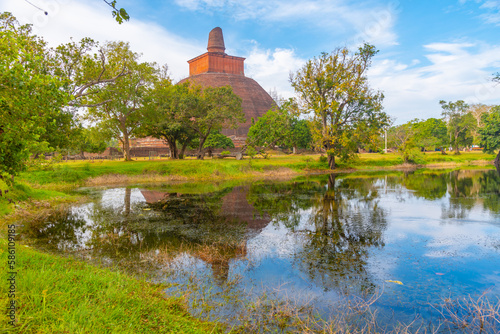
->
[[25, 186, 252, 283], [440, 170, 500, 220], [401, 172, 447, 200], [478, 169, 500, 217], [386, 169, 500, 220], [247, 179, 325, 229], [297, 175, 387, 294]]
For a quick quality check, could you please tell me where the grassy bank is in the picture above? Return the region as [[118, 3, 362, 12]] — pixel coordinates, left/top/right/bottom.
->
[[0, 238, 222, 333], [18, 151, 497, 186]]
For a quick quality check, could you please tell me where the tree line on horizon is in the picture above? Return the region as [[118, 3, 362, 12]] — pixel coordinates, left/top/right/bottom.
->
[[1, 11, 499, 182]]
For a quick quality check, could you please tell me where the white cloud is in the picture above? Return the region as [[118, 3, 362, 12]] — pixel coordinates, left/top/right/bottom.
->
[[173, 0, 400, 47], [245, 46, 305, 99], [369, 42, 500, 123], [460, 0, 500, 26]]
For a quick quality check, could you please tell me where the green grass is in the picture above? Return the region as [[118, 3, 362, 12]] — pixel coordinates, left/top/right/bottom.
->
[[14, 151, 496, 186], [0, 181, 73, 218], [0, 239, 222, 333]]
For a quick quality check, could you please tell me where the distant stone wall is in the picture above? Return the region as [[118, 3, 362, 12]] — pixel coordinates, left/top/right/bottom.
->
[[129, 147, 170, 157]]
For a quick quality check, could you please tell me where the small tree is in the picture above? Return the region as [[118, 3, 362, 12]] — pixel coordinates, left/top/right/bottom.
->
[[203, 131, 234, 157], [479, 106, 500, 167], [72, 127, 108, 158], [247, 99, 312, 154], [389, 121, 421, 163]]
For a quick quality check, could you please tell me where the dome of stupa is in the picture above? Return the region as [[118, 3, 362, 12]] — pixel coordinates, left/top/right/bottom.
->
[[180, 27, 275, 143]]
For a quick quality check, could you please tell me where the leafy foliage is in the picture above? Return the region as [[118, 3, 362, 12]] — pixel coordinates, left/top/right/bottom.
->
[[84, 42, 157, 160], [413, 118, 448, 152], [388, 121, 423, 164], [479, 106, 500, 165], [247, 99, 312, 153], [143, 79, 197, 159], [204, 132, 234, 150], [291, 44, 388, 169], [183, 85, 244, 159], [0, 13, 69, 176], [103, 0, 130, 24]]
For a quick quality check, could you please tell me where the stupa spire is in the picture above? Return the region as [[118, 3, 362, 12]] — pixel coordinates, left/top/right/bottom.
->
[[207, 27, 226, 53]]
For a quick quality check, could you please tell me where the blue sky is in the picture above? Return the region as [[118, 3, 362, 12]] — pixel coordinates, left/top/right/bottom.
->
[[2, 0, 500, 123]]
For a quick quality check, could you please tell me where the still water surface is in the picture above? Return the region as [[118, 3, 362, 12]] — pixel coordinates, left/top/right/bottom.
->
[[24, 169, 500, 330]]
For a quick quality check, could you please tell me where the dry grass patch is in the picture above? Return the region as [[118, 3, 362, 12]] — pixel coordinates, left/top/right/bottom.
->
[[85, 173, 189, 186]]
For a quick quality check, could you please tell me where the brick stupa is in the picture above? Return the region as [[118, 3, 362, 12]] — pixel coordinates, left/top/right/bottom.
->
[[180, 27, 274, 145]]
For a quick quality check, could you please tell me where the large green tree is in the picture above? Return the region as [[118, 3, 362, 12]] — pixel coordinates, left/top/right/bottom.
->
[[440, 100, 476, 155], [184, 85, 244, 160], [84, 42, 156, 161], [291, 44, 387, 169], [479, 106, 500, 167], [142, 79, 197, 159], [247, 99, 312, 154], [414, 118, 448, 153], [0, 13, 69, 177]]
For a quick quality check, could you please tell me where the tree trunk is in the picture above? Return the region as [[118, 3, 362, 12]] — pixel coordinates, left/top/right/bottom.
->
[[327, 174, 336, 190], [454, 135, 460, 155], [494, 150, 500, 168], [197, 136, 208, 160], [440, 147, 447, 155], [328, 154, 336, 169], [179, 141, 189, 159], [124, 187, 131, 216], [293, 146, 297, 154], [166, 139, 178, 159], [123, 133, 132, 161]]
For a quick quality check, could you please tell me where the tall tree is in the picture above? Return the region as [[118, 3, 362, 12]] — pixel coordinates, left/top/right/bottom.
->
[[143, 79, 197, 159], [468, 104, 493, 145], [84, 42, 156, 161], [440, 100, 476, 155], [479, 106, 500, 167], [184, 85, 244, 160], [290, 44, 387, 169], [0, 13, 69, 177]]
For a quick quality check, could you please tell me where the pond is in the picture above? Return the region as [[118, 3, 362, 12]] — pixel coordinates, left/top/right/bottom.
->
[[23, 169, 500, 332]]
